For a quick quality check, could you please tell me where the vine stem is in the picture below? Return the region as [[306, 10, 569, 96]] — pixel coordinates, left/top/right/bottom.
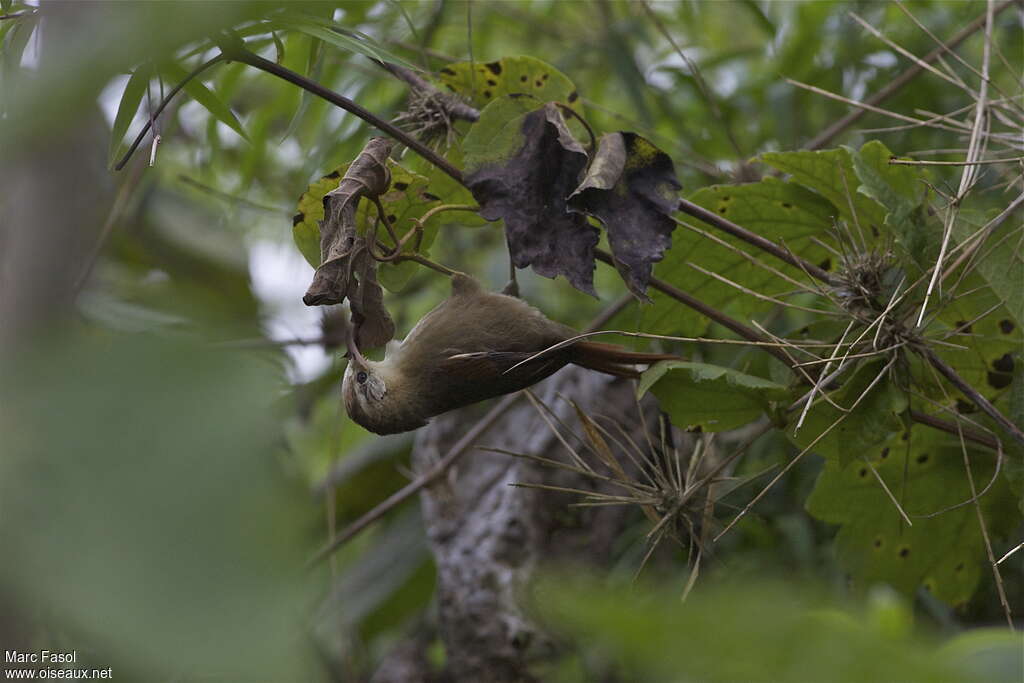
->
[[593, 249, 793, 369]]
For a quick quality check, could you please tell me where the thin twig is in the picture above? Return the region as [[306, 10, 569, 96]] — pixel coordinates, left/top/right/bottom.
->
[[226, 47, 465, 183], [114, 54, 225, 171], [889, 157, 1023, 166]]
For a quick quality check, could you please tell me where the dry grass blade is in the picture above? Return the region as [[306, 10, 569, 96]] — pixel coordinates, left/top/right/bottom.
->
[[687, 262, 843, 316], [570, 400, 631, 482], [794, 320, 856, 433], [788, 78, 969, 134], [523, 389, 590, 471], [861, 455, 913, 527], [916, 0, 996, 326], [997, 542, 1024, 565], [849, 11, 974, 96], [672, 215, 827, 295]]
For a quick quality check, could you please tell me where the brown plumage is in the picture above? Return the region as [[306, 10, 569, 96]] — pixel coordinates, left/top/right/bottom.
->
[[342, 273, 679, 434]]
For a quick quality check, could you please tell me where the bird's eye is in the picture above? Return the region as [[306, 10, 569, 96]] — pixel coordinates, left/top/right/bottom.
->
[[356, 371, 368, 384]]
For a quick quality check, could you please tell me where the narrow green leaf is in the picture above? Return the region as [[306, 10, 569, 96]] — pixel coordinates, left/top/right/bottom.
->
[[738, 0, 776, 35], [276, 14, 419, 71], [107, 67, 150, 167], [162, 62, 248, 141], [1, 13, 35, 113], [279, 34, 322, 144]]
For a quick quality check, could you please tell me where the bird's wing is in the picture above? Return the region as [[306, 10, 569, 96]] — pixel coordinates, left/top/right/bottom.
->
[[425, 350, 569, 415]]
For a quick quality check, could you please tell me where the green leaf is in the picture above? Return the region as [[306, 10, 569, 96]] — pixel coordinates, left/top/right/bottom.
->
[[162, 61, 248, 141], [0, 333, 316, 679], [107, 67, 150, 166], [462, 94, 543, 173], [760, 147, 886, 231], [639, 360, 789, 431], [291, 159, 446, 291], [438, 55, 580, 112], [848, 140, 934, 271], [788, 360, 908, 466], [275, 13, 419, 71], [642, 177, 835, 335], [1, 13, 36, 114], [532, 573, 1006, 683], [949, 208, 1024, 330], [806, 427, 1021, 605], [292, 167, 343, 267]]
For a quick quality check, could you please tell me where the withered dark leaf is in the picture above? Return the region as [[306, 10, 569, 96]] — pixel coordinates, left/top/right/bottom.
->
[[302, 137, 396, 349], [466, 102, 599, 295], [569, 132, 681, 300], [348, 252, 395, 349]]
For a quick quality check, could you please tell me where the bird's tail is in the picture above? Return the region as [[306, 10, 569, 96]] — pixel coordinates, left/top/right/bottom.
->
[[570, 341, 681, 379]]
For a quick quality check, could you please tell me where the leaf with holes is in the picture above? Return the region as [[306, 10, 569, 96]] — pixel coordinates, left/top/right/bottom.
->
[[948, 208, 1024, 331], [1006, 360, 1024, 513], [638, 360, 789, 432], [641, 178, 835, 335], [568, 133, 681, 300], [299, 138, 395, 348], [293, 167, 344, 268], [464, 98, 598, 295], [293, 160, 446, 292], [789, 360, 908, 468], [760, 147, 886, 233], [437, 55, 581, 112], [807, 427, 1020, 606]]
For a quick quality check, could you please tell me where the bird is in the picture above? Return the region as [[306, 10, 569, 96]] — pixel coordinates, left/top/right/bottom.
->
[[342, 272, 679, 434]]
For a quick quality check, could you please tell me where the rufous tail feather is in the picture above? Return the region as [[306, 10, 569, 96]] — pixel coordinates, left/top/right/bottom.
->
[[570, 341, 681, 379]]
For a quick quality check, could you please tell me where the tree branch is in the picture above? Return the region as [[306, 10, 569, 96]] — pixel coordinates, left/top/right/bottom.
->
[[224, 47, 465, 183]]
